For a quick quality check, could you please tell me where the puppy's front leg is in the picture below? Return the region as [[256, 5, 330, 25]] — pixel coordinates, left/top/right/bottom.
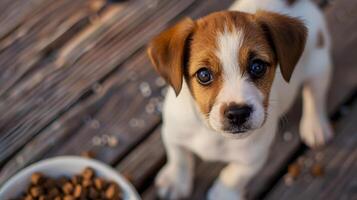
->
[[156, 143, 194, 199], [207, 160, 265, 200], [300, 62, 333, 148]]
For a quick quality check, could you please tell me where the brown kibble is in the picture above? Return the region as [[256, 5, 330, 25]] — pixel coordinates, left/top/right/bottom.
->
[[71, 175, 83, 185], [73, 185, 82, 198], [48, 188, 60, 197], [94, 177, 105, 190], [24, 195, 33, 200], [30, 186, 43, 197], [57, 176, 70, 186], [43, 178, 56, 190], [82, 179, 92, 188], [10, 166, 123, 200], [63, 195, 75, 200], [38, 195, 47, 200], [311, 163, 324, 177], [31, 173, 45, 185], [62, 182, 74, 194], [105, 183, 119, 199], [89, 187, 99, 199], [287, 163, 300, 179], [82, 167, 95, 180]]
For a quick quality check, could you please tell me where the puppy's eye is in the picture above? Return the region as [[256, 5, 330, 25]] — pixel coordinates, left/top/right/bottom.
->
[[196, 68, 213, 85], [249, 59, 267, 79]]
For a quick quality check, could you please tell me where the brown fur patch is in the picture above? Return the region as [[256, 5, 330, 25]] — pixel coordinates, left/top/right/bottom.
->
[[317, 30, 325, 48], [147, 10, 307, 118], [186, 12, 279, 114], [256, 11, 307, 82], [238, 14, 278, 109], [147, 18, 195, 96]]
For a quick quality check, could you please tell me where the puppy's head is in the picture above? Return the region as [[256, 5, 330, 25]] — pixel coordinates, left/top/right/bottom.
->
[[148, 11, 307, 138]]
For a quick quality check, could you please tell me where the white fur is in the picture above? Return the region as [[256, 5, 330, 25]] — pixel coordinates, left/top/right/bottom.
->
[[216, 27, 243, 77], [210, 28, 265, 135], [156, 0, 333, 199]]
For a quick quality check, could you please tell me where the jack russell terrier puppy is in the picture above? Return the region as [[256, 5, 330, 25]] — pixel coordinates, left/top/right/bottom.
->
[[147, 0, 333, 199]]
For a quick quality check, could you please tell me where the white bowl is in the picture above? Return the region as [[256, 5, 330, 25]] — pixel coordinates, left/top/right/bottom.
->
[[0, 156, 141, 200]]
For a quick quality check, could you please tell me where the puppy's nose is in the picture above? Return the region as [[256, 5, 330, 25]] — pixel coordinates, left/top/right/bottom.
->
[[224, 105, 252, 126]]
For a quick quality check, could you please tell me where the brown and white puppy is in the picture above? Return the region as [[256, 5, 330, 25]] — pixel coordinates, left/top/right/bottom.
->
[[147, 0, 333, 199]]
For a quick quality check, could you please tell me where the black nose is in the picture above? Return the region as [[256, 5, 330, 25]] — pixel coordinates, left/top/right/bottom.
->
[[224, 105, 252, 126]]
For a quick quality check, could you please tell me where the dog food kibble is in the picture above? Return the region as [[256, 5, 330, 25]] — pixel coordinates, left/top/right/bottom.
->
[[311, 163, 324, 177], [62, 182, 74, 194], [82, 167, 95, 180], [287, 163, 301, 179], [31, 173, 44, 185], [94, 177, 105, 190], [8, 167, 123, 200]]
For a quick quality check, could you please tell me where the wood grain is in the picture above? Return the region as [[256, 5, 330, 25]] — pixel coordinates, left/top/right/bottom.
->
[[266, 102, 357, 200], [0, 0, 194, 166], [0, 0, 104, 96]]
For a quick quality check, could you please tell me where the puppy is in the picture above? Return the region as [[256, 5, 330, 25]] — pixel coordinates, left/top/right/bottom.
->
[[147, 0, 333, 199]]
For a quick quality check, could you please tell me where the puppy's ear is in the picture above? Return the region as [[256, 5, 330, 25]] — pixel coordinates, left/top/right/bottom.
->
[[147, 18, 195, 96], [256, 11, 307, 82]]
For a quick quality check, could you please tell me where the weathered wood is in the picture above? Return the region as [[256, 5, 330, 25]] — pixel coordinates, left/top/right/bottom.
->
[[0, 0, 48, 39], [117, 128, 165, 191], [266, 102, 357, 200], [0, 0, 104, 96], [0, 49, 163, 184], [325, 0, 357, 109], [44, 51, 164, 161], [0, 0, 195, 166]]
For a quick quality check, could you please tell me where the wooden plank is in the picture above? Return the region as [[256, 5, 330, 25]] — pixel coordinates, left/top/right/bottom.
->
[[325, 0, 357, 109], [117, 128, 166, 191], [0, 0, 104, 96], [142, 186, 158, 200], [0, 49, 164, 184], [266, 102, 357, 200], [0, 0, 48, 39], [0, 0, 195, 166], [44, 51, 163, 161]]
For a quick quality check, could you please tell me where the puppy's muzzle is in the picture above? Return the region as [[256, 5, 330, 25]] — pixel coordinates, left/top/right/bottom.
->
[[223, 104, 252, 133]]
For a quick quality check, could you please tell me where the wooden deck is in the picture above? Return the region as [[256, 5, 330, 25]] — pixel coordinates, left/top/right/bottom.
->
[[0, 0, 356, 199]]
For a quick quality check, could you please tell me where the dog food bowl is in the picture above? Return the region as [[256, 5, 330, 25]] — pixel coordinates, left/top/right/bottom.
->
[[0, 156, 141, 200]]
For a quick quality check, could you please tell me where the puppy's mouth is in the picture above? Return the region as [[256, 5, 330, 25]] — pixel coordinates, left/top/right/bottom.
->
[[219, 128, 253, 139], [223, 125, 250, 134]]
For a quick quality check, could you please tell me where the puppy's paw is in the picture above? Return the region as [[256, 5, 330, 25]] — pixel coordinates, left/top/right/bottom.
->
[[207, 180, 243, 200], [155, 165, 192, 199], [300, 114, 333, 148]]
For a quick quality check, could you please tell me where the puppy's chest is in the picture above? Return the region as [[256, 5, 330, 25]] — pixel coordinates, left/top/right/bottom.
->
[[178, 127, 245, 162]]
